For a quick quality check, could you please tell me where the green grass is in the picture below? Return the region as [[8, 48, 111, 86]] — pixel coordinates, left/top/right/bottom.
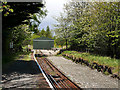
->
[[15, 52, 31, 61], [2, 51, 31, 64], [23, 45, 33, 49], [61, 51, 119, 74], [2, 45, 32, 64]]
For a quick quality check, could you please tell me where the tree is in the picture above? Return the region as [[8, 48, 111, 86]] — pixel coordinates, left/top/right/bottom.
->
[[88, 2, 120, 58], [10, 24, 31, 52], [29, 11, 47, 34], [30, 33, 40, 45], [0, 2, 14, 16], [54, 37, 66, 47], [40, 29, 46, 37], [2, 2, 47, 54], [45, 26, 52, 38], [2, 2, 45, 29], [63, 1, 89, 50], [54, 0, 89, 49], [54, 14, 72, 49], [54, 1, 120, 58]]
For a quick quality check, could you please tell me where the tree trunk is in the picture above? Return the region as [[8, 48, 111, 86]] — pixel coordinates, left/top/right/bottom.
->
[[66, 39, 68, 49]]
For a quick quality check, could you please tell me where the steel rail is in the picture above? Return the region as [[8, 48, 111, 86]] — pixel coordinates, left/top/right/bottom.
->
[[44, 57, 80, 89], [49, 75, 62, 88], [37, 57, 64, 89], [35, 50, 81, 89], [45, 58, 71, 88], [40, 57, 76, 88], [43, 58, 70, 88], [37, 57, 60, 89], [33, 50, 55, 90], [36, 57, 59, 89]]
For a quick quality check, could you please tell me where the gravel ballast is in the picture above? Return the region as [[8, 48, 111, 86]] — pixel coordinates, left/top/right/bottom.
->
[[47, 56, 119, 88]]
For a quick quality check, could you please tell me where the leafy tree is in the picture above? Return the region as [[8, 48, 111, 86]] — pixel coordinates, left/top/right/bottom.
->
[[29, 11, 47, 34], [54, 37, 66, 47], [54, 14, 72, 49], [0, 2, 14, 16], [30, 33, 40, 45], [3, 2, 44, 29], [2, 2, 47, 54], [54, 1, 120, 58], [10, 24, 31, 52], [63, 1, 89, 50], [89, 2, 120, 58]]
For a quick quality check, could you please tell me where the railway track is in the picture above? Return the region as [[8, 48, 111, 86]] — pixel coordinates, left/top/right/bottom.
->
[[33, 50, 81, 89]]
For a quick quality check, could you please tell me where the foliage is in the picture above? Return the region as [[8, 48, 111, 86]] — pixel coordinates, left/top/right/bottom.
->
[[40, 28, 46, 37], [30, 33, 40, 45], [54, 36, 66, 47], [29, 11, 47, 34], [2, 2, 47, 54], [0, 2, 14, 16], [38, 26, 53, 38], [3, 2, 44, 29], [45, 26, 52, 38], [54, 14, 72, 49], [10, 24, 31, 52], [54, 1, 120, 58]]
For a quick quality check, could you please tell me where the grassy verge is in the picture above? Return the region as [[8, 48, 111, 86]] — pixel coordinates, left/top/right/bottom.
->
[[2, 51, 31, 65], [60, 51, 119, 75], [2, 45, 32, 64], [15, 52, 31, 61]]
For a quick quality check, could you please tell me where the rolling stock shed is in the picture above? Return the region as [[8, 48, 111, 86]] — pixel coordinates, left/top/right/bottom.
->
[[33, 37, 54, 49]]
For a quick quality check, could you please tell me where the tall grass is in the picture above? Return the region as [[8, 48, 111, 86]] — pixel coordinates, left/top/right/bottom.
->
[[62, 51, 119, 74]]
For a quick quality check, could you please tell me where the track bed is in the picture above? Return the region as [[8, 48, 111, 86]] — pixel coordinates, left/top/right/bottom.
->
[[34, 50, 81, 89]]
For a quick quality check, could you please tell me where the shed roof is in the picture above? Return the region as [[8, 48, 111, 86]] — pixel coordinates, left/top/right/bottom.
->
[[33, 37, 54, 41]]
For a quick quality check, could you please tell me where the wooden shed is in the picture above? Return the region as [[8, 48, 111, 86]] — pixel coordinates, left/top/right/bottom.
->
[[33, 37, 54, 49]]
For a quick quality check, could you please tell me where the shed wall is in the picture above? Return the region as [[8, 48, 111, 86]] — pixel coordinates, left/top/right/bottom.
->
[[33, 41, 54, 49]]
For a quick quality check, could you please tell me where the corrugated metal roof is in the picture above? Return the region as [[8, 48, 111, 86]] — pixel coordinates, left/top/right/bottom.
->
[[33, 37, 54, 41]]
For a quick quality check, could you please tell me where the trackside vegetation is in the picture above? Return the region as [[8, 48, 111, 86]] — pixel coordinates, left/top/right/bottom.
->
[[60, 51, 119, 77], [54, 1, 120, 59], [2, 50, 31, 64]]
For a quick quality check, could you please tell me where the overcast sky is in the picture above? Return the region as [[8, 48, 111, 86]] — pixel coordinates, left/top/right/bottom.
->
[[39, 0, 69, 31]]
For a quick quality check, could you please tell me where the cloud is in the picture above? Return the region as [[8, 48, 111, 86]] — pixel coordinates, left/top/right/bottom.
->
[[39, 0, 69, 30]]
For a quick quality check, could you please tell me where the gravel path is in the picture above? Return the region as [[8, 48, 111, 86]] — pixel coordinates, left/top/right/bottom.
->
[[2, 60, 50, 89], [47, 56, 119, 88], [40, 50, 60, 56]]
